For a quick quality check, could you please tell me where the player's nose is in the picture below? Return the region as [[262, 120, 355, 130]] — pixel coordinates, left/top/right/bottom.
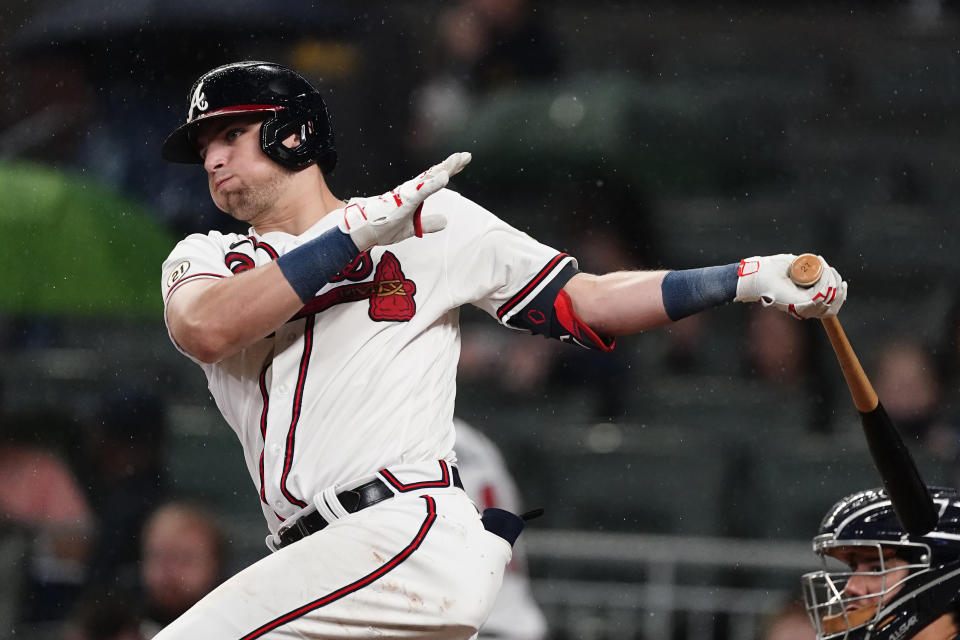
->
[[843, 575, 870, 600], [203, 142, 228, 173]]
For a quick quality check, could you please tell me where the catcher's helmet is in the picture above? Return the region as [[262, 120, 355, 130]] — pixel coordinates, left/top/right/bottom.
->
[[801, 487, 960, 640], [161, 61, 336, 173]]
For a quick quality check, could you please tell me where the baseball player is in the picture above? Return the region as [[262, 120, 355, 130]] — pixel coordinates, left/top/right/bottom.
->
[[158, 60, 847, 639], [801, 486, 960, 640], [452, 418, 548, 640]]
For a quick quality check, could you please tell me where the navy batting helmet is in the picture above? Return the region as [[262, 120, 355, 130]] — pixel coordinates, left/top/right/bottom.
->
[[801, 487, 960, 640], [161, 61, 337, 173]]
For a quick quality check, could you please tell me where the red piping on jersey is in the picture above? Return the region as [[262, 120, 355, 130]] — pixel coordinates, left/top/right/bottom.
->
[[238, 495, 438, 640], [250, 237, 279, 260], [279, 315, 313, 509], [496, 253, 569, 321], [164, 272, 224, 302], [226, 251, 256, 274], [379, 460, 452, 492], [257, 360, 271, 505]]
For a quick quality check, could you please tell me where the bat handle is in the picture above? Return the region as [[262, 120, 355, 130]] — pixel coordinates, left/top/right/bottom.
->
[[819, 316, 879, 413], [788, 254, 879, 412]]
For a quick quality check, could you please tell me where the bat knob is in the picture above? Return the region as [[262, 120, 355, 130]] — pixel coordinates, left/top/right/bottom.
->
[[790, 253, 823, 287]]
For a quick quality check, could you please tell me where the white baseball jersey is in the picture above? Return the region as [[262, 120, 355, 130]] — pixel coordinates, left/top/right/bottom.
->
[[161, 188, 575, 537]]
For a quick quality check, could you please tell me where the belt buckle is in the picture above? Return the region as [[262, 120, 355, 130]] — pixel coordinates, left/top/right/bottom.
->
[[339, 489, 362, 512], [278, 508, 315, 546]]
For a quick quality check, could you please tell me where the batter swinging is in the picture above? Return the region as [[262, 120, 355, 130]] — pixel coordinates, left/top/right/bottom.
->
[[158, 61, 847, 638]]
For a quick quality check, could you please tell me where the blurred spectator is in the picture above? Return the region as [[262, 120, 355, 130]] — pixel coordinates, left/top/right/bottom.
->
[[410, 0, 562, 148], [740, 305, 835, 431], [81, 390, 168, 590], [63, 588, 146, 640], [759, 598, 814, 640], [0, 53, 96, 167], [743, 306, 811, 387], [661, 314, 708, 375], [138, 501, 228, 637], [873, 338, 959, 461], [937, 294, 960, 391], [0, 408, 94, 628], [454, 418, 548, 640]]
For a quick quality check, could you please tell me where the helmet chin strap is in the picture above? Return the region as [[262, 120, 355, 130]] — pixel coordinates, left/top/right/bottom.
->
[[822, 604, 880, 634]]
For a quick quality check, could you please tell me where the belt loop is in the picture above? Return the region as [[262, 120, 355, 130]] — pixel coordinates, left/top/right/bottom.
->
[[315, 486, 350, 523]]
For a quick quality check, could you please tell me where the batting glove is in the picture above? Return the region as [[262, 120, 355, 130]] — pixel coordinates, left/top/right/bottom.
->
[[734, 253, 847, 319], [338, 152, 471, 252]]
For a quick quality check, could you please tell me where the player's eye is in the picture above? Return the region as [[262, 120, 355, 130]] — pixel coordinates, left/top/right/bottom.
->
[[226, 127, 245, 141]]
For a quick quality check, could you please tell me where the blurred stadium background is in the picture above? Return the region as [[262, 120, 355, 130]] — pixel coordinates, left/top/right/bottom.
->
[[2, 1, 959, 638]]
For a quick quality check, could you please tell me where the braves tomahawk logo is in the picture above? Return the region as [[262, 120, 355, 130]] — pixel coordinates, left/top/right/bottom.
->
[[368, 251, 416, 321], [291, 251, 416, 322]]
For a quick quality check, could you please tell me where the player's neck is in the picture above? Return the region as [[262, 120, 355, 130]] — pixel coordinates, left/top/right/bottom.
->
[[914, 614, 959, 640]]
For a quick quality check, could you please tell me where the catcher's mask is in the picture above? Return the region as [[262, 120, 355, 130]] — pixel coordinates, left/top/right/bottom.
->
[[161, 60, 336, 173], [801, 487, 960, 640]]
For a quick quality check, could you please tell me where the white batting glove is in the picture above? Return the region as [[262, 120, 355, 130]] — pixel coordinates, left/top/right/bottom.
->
[[338, 152, 471, 251], [734, 253, 847, 319]]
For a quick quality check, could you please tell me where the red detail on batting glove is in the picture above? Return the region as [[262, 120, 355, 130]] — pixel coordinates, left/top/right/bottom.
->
[[813, 287, 837, 303], [787, 303, 802, 319], [413, 203, 424, 238], [737, 259, 760, 277], [342, 203, 366, 230], [416, 181, 424, 191], [554, 289, 615, 352], [392, 192, 403, 207]]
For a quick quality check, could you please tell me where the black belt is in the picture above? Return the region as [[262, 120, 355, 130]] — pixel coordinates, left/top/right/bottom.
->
[[277, 467, 463, 549]]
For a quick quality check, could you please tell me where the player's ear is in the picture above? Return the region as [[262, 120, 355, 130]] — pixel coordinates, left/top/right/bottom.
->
[[282, 130, 303, 149]]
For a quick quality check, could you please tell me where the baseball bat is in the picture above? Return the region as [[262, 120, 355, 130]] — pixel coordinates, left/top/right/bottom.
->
[[789, 254, 938, 536]]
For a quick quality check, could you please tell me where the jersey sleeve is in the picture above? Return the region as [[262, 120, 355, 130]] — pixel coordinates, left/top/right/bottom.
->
[[160, 232, 234, 361], [438, 190, 574, 319], [160, 231, 233, 305], [437, 190, 613, 351]]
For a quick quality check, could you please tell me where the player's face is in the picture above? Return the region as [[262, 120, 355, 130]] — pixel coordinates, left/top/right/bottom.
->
[[831, 546, 911, 610], [195, 115, 296, 223]]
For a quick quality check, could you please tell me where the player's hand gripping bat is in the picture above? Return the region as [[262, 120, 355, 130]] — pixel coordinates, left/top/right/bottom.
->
[[790, 254, 938, 536]]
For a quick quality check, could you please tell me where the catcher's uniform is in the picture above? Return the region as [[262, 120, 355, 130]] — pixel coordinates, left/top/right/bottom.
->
[[158, 189, 588, 638]]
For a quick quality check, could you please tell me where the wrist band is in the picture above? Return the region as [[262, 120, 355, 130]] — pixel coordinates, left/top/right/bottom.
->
[[276, 228, 360, 302], [661, 263, 738, 321]]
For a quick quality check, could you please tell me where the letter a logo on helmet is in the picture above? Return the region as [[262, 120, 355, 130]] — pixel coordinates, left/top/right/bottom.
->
[[161, 61, 337, 173], [189, 81, 209, 120]]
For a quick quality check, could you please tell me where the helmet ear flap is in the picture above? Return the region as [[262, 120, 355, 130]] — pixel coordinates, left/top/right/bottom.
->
[[261, 114, 318, 171]]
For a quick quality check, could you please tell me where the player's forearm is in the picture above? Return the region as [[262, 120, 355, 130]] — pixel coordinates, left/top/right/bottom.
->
[[170, 227, 363, 363], [169, 262, 305, 363], [563, 270, 673, 336], [564, 264, 742, 336]]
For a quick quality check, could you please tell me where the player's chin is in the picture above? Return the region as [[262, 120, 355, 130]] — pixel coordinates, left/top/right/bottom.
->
[[213, 195, 249, 220]]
